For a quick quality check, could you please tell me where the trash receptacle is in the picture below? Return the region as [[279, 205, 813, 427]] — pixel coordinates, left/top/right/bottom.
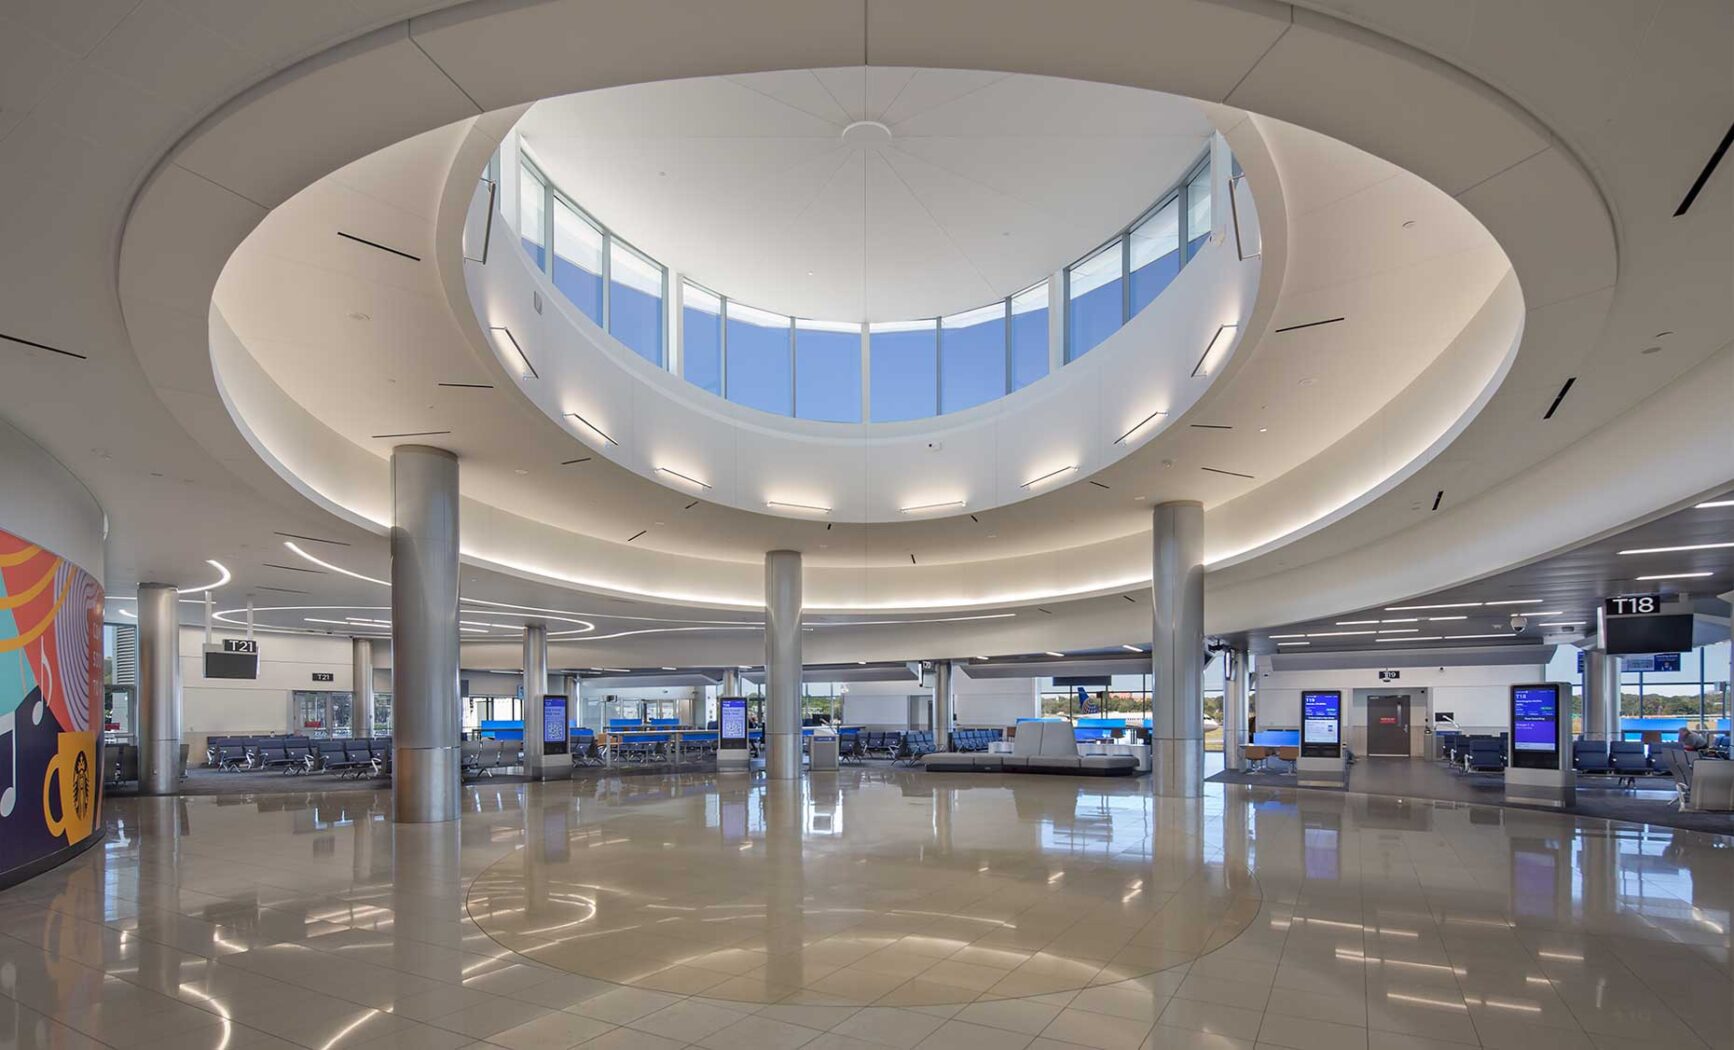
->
[[808, 729, 839, 771]]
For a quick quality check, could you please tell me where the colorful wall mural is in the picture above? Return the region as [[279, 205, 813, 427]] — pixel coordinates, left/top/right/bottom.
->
[[0, 527, 105, 887]]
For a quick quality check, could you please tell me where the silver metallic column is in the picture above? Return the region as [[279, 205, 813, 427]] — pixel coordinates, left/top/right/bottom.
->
[[933, 661, 954, 751], [390, 445, 461, 823], [520, 623, 567, 780], [764, 550, 803, 780], [721, 668, 741, 696], [137, 583, 182, 795], [1151, 501, 1205, 797], [1585, 649, 1620, 741], [352, 637, 375, 736], [1222, 648, 1248, 771]]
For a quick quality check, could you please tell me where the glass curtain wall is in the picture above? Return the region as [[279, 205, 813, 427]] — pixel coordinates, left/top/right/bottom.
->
[[939, 304, 1007, 414], [682, 282, 724, 395], [869, 321, 939, 422], [794, 320, 862, 423], [552, 196, 603, 325], [726, 304, 792, 415], [608, 238, 665, 365], [1009, 284, 1049, 392], [511, 145, 1219, 419]]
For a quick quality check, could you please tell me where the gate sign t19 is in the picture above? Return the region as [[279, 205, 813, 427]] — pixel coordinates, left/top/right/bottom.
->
[[1604, 594, 1660, 616]]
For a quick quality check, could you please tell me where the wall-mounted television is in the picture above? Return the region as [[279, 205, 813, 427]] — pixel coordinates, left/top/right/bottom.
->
[[203, 651, 258, 680], [1605, 614, 1693, 655]]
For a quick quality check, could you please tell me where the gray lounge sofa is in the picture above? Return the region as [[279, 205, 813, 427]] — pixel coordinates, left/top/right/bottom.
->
[[920, 721, 1138, 777]]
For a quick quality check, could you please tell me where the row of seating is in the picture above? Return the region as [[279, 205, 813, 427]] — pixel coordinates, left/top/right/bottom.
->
[[950, 728, 1003, 752], [205, 736, 394, 776], [461, 738, 521, 777], [1440, 733, 1509, 773], [922, 721, 1138, 776], [1572, 739, 1675, 787]]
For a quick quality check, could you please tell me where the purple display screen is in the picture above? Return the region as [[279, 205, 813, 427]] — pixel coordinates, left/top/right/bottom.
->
[[1512, 686, 1558, 752]]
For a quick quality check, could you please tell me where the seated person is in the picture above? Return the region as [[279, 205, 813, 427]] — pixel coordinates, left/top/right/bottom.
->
[[1678, 726, 1709, 751]]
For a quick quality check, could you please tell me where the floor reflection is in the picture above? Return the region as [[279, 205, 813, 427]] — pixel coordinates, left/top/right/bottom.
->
[[0, 768, 1723, 1049]]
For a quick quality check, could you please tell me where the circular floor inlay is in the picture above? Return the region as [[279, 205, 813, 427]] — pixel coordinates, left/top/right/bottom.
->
[[467, 773, 1259, 1005]]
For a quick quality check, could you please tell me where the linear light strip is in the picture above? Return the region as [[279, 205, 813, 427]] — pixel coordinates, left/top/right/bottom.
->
[[1696, 499, 1734, 509], [1619, 542, 1734, 554], [565, 412, 616, 446], [766, 500, 831, 515], [1191, 324, 1238, 378], [1022, 465, 1078, 489], [1635, 571, 1713, 580], [284, 541, 389, 586], [655, 467, 711, 490], [900, 500, 966, 514], [1114, 409, 1167, 445], [488, 325, 538, 380]]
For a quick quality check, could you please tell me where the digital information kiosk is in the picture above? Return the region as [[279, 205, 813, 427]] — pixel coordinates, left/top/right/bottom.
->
[[528, 695, 572, 780], [717, 697, 750, 772], [1505, 682, 1574, 808], [1297, 689, 1346, 787]]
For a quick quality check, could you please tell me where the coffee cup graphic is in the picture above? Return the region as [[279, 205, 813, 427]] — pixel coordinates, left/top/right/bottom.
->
[[43, 730, 96, 843]]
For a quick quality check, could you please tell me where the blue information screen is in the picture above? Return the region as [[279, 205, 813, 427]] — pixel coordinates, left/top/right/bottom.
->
[[1510, 684, 1561, 769], [542, 696, 568, 753], [1512, 686, 1557, 751], [1301, 691, 1341, 757], [720, 698, 748, 748]]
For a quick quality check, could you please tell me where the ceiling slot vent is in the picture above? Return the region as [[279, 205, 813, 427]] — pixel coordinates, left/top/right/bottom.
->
[[262, 562, 323, 574], [1542, 377, 1576, 420], [1273, 317, 1345, 333], [561, 457, 591, 465], [2, 332, 86, 359], [1089, 481, 1111, 490], [626, 530, 647, 543], [1431, 490, 1444, 511], [437, 382, 492, 389], [336, 231, 420, 261], [1673, 122, 1733, 217], [370, 429, 451, 439], [1201, 466, 1255, 479], [1189, 424, 1232, 430]]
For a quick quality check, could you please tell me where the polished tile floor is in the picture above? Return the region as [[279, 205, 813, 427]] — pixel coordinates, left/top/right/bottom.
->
[[0, 768, 1728, 1050]]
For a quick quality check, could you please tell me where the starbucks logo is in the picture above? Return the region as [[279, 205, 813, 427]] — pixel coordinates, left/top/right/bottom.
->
[[72, 752, 90, 820]]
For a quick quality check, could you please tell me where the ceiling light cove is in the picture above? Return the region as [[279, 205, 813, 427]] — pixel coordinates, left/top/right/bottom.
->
[[1114, 409, 1167, 446], [1191, 324, 1239, 378], [285, 541, 389, 586], [180, 559, 232, 594]]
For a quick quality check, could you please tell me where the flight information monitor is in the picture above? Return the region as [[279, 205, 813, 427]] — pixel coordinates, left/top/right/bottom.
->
[[541, 696, 568, 755], [720, 698, 748, 750], [1510, 684, 1562, 769], [1301, 690, 1342, 758]]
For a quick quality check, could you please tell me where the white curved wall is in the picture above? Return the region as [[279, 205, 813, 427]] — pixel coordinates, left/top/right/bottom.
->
[[0, 418, 105, 580]]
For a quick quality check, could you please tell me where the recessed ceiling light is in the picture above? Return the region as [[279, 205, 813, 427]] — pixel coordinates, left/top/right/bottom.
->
[[1045, 651, 1065, 658], [1277, 641, 1310, 647], [1387, 602, 1481, 611], [661, 666, 677, 671], [1619, 542, 1734, 555], [1428, 616, 1467, 621], [513, 468, 528, 475], [1121, 644, 1144, 653], [1336, 620, 1380, 626], [1268, 633, 1306, 639], [1378, 636, 1439, 642], [1447, 633, 1524, 640], [1307, 630, 1377, 637], [1484, 599, 1543, 606], [1635, 571, 1713, 580], [1694, 499, 1734, 509], [1258, 427, 1268, 433]]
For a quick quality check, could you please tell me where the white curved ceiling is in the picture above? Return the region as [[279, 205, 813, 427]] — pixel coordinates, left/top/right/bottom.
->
[[516, 69, 1214, 320], [0, 0, 1725, 668]]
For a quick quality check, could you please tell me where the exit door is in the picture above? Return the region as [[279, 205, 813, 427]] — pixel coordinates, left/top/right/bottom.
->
[[1367, 695, 1412, 756]]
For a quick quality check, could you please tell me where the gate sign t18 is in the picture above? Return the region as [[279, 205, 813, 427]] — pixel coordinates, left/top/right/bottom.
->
[[1604, 594, 1660, 616]]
